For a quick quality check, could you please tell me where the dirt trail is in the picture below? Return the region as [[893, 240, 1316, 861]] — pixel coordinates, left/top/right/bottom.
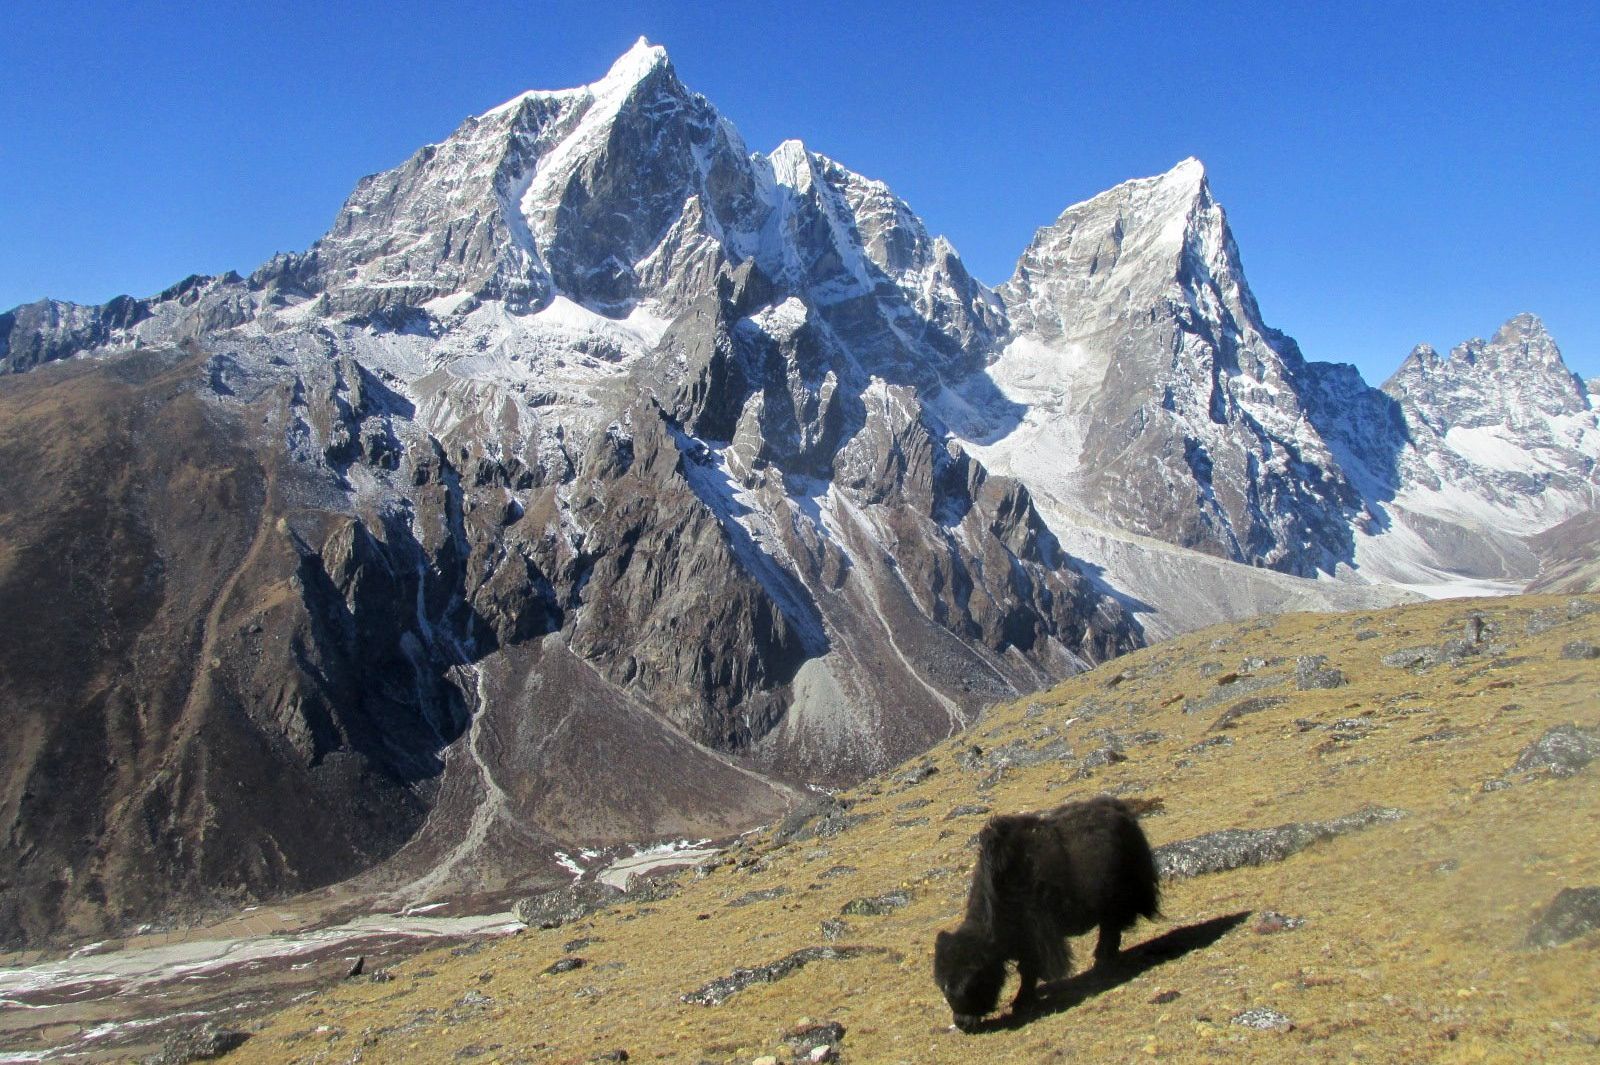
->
[[383, 664, 522, 907]]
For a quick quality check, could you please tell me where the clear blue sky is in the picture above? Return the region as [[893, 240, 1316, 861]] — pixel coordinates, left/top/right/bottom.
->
[[3, 1, 1596, 383]]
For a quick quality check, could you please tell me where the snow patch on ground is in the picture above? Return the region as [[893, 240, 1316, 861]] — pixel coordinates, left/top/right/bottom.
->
[[596, 840, 715, 890], [746, 296, 809, 341], [1055, 511, 1412, 640], [1443, 424, 1546, 474], [528, 294, 671, 349]]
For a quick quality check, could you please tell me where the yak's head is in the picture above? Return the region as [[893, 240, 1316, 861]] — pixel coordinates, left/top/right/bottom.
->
[[934, 926, 1005, 1031]]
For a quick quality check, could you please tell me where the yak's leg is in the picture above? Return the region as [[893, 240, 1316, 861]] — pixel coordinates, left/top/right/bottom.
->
[[1093, 924, 1123, 968], [1010, 959, 1040, 1011]]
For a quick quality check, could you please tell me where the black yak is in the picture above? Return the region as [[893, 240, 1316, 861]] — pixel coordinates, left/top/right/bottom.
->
[[934, 795, 1160, 1029]]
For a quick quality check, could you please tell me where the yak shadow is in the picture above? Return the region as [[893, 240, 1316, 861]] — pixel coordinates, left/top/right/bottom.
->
[[973, 911, 1252, 1034]]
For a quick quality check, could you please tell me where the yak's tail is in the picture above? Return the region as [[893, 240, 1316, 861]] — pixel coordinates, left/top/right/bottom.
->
[[1109, 797, 1164, 920]]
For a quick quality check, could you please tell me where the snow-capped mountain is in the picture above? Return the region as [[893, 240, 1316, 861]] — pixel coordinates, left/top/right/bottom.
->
[[0, 41, 1125, 947], [1350, 313, 1600, 591], [932, 159, 1597, 612], [941, 157, 1371, 580], [0, 39, 1591, 946]]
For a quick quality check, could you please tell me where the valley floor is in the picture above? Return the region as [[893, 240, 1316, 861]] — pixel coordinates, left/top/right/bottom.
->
[[0, 892, 524, 1064]]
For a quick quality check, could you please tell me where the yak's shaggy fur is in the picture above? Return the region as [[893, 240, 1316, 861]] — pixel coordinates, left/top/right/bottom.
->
[[934, 796, 1160, 1028]]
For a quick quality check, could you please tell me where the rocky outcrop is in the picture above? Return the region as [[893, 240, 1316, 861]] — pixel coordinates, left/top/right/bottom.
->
[[0, 295, 150, 372]]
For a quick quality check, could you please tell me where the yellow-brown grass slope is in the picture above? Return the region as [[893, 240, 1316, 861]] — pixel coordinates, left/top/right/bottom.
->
[[229, 594, 1600, 1063]]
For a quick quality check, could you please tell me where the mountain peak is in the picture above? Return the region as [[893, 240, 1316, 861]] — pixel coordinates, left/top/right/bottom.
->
[[1000, 155, 1230, 340], [480, 38, 674, 119], [767, 138, 815, 187], [1492, 311, 1551, 347], [1393, 315, 1563, 385], [1053, 156, 1210, 225], [598, 36, 671, 91], [1163, 155, 1207, 186], [1385, 312, 1590, 424], [1392, 341, 1439, 378], [1474, 312, 1564, 369]]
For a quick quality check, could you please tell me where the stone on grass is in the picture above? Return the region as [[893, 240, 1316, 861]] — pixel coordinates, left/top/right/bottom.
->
[[1525, 887, 1600, 949], [841, 890, 910, 916], [774, 796, 869, 843], [1253, 911, 1306, 934], [681, 946, 892, 1006], [1209, 696, 1285, 731], [1295, 655, 1348, 690], [1078, 746, 1127, 770], [1512, 724, 1600, 778], [784, 1020, 845, 1057], [1231, 1007, 1294, 1032], [514, 882, 624, 929], [728, 886, 789, 907], [1153, 807, 1407, 880], [1382, 647, 1441, 671], [143, 1025, 249, 1064], [543, 956, 586, 975], [892, 763, 939, 785]]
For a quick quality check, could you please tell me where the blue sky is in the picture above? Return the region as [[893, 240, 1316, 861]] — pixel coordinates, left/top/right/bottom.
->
[[3, 1, 1595, 382]]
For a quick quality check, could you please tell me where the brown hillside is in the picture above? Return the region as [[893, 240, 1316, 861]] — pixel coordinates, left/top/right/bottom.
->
[[227, 594, 1600, 1064]]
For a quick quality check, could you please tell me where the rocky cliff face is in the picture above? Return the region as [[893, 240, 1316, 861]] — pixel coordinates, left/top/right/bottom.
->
[[0, 347, 452, 944]]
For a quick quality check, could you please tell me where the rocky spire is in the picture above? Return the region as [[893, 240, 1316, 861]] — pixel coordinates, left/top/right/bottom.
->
[[1384, 312, 1590, 426], [1000, 157, 1221, 341], [981, 157, 1362, 577]]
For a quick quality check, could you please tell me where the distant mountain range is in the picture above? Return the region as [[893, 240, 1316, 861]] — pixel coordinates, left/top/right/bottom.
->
[[1, 39, 1593, 947]]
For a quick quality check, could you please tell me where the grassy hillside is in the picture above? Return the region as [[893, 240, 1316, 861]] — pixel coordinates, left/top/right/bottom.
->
[[226, 594, 1600, 1063]]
